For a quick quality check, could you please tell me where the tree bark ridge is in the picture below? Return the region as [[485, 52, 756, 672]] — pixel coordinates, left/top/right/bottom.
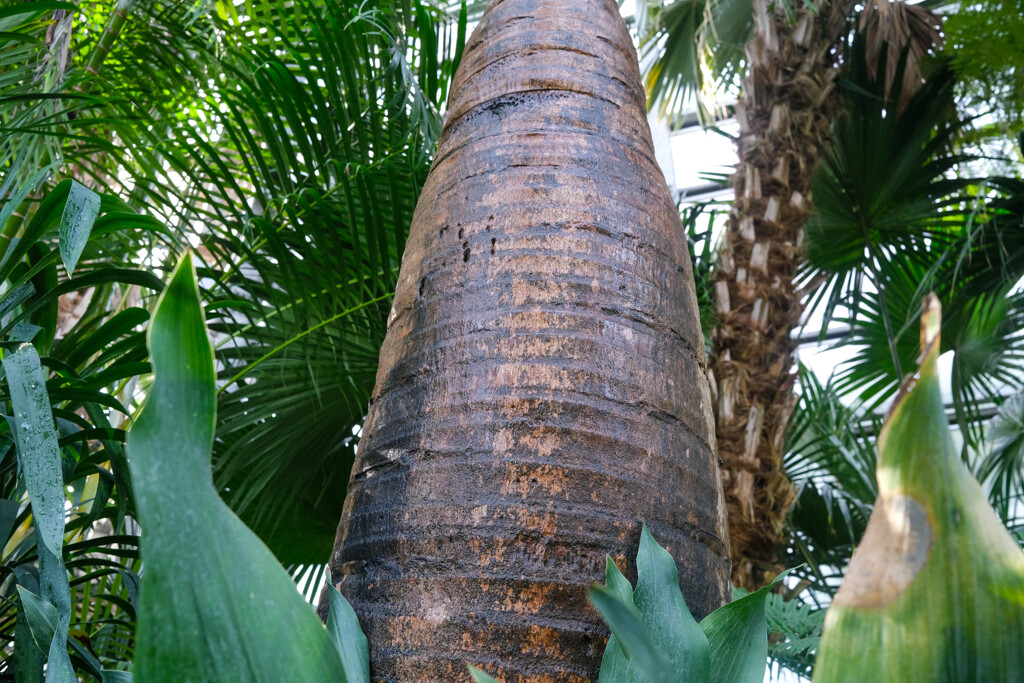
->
[[325, 1, 730, 679]]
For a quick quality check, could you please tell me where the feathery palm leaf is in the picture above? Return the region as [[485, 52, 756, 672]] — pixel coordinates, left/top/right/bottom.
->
[[980, 393, 1024, 521], [3, 0, 465, 578], [94, 0, 467, 566], [0, 180, 165, 674], [783, 367, 878, 598], [637, 0, 752, 119]]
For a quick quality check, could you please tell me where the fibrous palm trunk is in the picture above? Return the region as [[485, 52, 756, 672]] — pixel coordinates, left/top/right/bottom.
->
[[709, 0, 846, 591], [324, 0, 730, 679]]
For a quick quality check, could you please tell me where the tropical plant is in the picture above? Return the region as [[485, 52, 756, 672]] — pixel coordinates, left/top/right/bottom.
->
[[9, 250, 377, 681], [5, 0, 1024, 680], [574, 299, 1024, 682], [0, 179, 165, 677], [126, 252, 346, 680], [638, 0, 943, 590], [943, 0, 1024, 146], [323, 0, 730, 678], [588, 527, 786, 683], [765, 34, 1024, 676], [814, 297, 1024, 681], [3, 0, 469, 574], [3, 0, 470, 674]]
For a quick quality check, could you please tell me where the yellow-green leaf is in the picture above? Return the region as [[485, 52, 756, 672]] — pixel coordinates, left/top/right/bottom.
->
[[815, 294, 1024, 681]]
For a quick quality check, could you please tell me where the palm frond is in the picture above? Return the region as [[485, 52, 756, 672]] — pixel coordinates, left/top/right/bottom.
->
[[66, 0, 465, 566], [977, 394, 1024, 521], [802, 43, 970, 336], [638, 0, 753, 120]]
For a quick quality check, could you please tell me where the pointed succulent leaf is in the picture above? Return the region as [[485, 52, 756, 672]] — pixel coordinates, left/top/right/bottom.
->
[[598, 556, 642, 682], [126, 252, 344, 680], [14, 586, 57, 654], [632, 525, 711, 680], [590, 585, 675, 683], [700, 570, 791, 683], [814, 294, 1024, 682], [605, 555, 634, 605], [593, 528, 713, 682], [467, 666, 499, 683], [58, 180, 100, 276], [326, 586, 370, 683]]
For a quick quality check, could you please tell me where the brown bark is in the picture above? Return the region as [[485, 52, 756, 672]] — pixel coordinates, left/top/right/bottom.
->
[[709, 0, 846, 591], [323, 0, 730, 680]]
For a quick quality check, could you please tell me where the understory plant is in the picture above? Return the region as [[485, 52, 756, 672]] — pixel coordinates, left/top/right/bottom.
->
[[575, 297, 1024, 683], [814, 297, 1024, 681], [588, 528, 786, 683], [1, 179, 165, 678], [11, 251, 374, 681]]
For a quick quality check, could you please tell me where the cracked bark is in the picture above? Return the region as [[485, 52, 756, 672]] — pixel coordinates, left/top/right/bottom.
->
[[322, 0, 730, 680]]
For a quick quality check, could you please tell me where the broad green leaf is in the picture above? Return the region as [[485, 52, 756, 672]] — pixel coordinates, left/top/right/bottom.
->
[[4, 344, 74, 683], [0, 497, 19, 544], [0, 181, 71, 281], [590, 585, 675, 683], [14, 586, 103, 680], [815, 295, 1024, 681], [593, 529, 714, 682], [0, 2, 76, 20], [100, 671, 133, 683], [126, 252, 344, 681], [10, 321, 41, 343], [14, 585, 45, 683], [598, 557, 641, 682], [326, 586, 370, 683], [605, 556, 634, 605], [15, 586, 57, 654], [57, 180, 100, 276], [632, 525, 711, 680], [468, 666, 499, 683], [700, 570, 791, 683]]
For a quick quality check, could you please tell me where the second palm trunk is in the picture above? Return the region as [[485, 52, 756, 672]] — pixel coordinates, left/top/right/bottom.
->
[[325, 0, 730, 679]]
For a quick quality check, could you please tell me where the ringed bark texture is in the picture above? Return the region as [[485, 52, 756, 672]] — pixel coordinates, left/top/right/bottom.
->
[[325, 1, 730, 680]]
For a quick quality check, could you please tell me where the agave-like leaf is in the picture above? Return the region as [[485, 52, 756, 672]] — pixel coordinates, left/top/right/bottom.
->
[[597, 557, 644, 682], [325, 585, 370, 683], [4, 343, 75, 682], [126, 252, 343, 680], [814, 294, 1024, 681], [591, 527, 790, 682], [700, 570, 791, 683], [590, 526, 712, 682], [467, 666, 499, 683]]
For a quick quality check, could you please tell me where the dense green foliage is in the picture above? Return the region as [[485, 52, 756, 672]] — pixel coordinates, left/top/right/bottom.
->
[[1, 0, 464, 674], [128, 252, 345, 680], [1, 0, 1023, 679], [944, 0, 1024, 135]]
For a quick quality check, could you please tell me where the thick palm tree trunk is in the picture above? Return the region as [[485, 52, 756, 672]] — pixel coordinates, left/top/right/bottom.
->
[[710, 0, 846, 591], [324, 0, 730, 679]]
